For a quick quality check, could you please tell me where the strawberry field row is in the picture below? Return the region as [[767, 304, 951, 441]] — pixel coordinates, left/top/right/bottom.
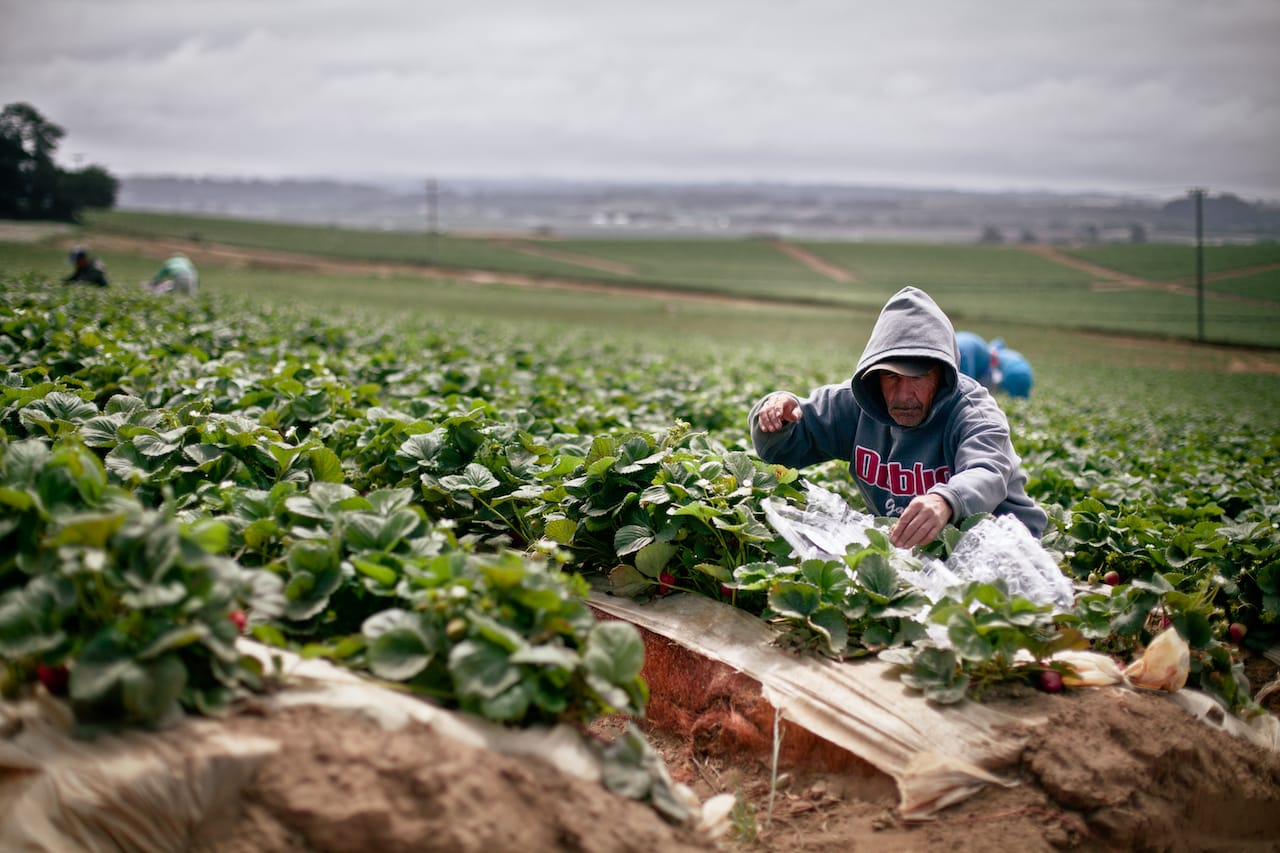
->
[[2, 274, 1277, 731]]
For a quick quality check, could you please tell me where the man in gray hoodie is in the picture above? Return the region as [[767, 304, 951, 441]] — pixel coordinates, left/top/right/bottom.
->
[[750, 286, 1046, 549]]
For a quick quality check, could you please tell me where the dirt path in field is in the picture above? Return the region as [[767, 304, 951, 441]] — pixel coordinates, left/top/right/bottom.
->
[[0, 221, 76, 243], [493, 232, 862, 285], [1024, 244, 1280, 307], [1081, 329, 1280, 375], [494, 238, 639, 276], [770, 239, 859, 282], [1189, 259, 1280, 284]]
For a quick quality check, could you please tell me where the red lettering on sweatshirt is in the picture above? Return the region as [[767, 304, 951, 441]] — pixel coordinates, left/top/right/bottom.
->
[[854, 446, 950, 496]]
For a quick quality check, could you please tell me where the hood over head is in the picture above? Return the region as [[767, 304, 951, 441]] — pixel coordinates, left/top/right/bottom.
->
[[852, 286, 960, 423]]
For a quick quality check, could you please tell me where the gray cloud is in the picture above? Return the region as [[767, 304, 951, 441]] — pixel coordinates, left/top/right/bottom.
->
[[3, 0, 1278, 198]]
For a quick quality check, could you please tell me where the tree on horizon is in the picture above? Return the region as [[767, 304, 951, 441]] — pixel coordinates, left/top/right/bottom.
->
[[0, 101, 118, 222]]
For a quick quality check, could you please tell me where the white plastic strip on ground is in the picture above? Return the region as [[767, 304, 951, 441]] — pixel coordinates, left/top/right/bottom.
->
[[0, 693, 277, 853]]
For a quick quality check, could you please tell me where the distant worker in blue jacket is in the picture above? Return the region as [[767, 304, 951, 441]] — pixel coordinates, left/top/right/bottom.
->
[[955, 331, 1033, 399], [955, 331, 994, 388], [989, 338, 1033, 399]]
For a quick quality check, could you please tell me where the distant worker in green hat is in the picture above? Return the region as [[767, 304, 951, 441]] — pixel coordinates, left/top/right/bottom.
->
[[750, 287, 1045, 548], [63, 245, 109, 287], [143, 253, 198, 295]]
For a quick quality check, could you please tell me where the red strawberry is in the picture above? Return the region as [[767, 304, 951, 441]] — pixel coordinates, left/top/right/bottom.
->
[[36, 663, 69, 696], [658, 572, 676, 595], [1038, 669, 1064, 693], [228, 610, 248, 633]]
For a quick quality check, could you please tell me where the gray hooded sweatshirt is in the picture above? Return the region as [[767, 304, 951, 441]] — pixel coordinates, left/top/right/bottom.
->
[[749, 286, 1047, 537]]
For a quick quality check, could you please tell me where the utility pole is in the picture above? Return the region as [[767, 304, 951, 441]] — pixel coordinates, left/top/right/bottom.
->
[[425, 177, 439, 263], [1190, 187, 1206, 342]]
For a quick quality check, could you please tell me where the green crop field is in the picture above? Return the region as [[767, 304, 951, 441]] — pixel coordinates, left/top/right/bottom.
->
[[2, 214, 1278, 740], [1066, 241, 1280, 281], [79, 209, 1280, 347]]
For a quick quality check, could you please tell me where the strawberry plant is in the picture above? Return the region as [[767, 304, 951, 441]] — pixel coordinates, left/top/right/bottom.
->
[[359, 550, 648, 724], [919, 580, 1083, 697], [727, 528, 931, 658], [0, 438, 285, 728], [549, 426, 802, 600]]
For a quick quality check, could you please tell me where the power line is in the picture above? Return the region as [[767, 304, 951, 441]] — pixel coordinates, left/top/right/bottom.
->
[[1189, 187, 1206, 342], [425, 177, 439, 263]]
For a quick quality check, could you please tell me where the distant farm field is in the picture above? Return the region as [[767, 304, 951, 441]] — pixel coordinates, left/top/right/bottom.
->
[[2, 212, 1277, 395], [78, 210, 1280, 348], [1065, 241, 1280, 281]]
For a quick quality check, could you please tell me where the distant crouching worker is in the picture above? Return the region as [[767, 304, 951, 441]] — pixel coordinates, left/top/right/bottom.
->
[[989, 338, 1033, 398], [64, 246, 109, 287], [956, 331, 1034, 399], [956, 330, 995, 388], [144, 254, 199, 295]]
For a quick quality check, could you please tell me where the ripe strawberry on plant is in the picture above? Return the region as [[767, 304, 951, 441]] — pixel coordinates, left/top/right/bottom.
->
[[657, 572, 677, 595], [228, 610, 248, 633], [37, 663, 69, 696], [1037, 669, 1064, 693]]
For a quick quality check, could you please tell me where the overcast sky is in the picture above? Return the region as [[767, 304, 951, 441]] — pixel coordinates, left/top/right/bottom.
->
[[3, 1, 1278, 199]]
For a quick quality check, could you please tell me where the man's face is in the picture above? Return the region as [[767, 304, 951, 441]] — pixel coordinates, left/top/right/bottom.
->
[[879, 366, 941, 427]]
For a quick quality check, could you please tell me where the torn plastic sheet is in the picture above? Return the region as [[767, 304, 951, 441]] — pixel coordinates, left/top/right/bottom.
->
[[588, 588, 1032, 820], [763, 481, 1075, 611]]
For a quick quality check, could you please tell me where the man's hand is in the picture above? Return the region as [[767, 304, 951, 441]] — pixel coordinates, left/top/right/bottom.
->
[[890, 493, 952, 549], [756, 393, 802, 433]]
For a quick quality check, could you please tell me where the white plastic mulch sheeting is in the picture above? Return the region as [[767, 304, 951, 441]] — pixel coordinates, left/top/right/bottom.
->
[[589, 482, 1279, 821], [0, 693, 276, 853], [0, 642, 703, 853], [762, 481, 1076, 613]]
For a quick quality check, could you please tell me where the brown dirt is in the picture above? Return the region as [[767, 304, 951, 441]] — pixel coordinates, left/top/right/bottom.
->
[[0, 221, 76, 242], [1072, 327, 1280, 374], [770, 240, 859, 283], [192, 704, 712, 853], [189, 636, 1280, 853], [495, 238, 639, 276]]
